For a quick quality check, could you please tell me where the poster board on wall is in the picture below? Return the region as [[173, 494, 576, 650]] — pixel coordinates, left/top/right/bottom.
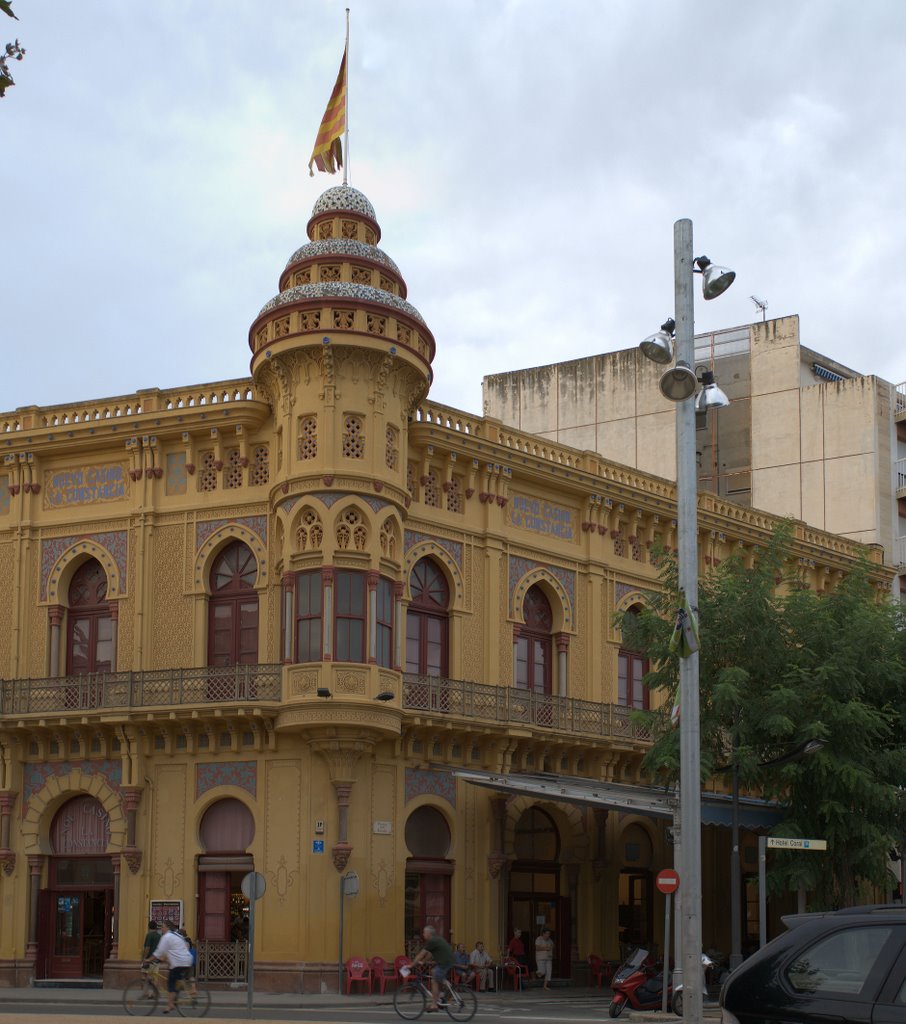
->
[[150, 900, 183, 929]]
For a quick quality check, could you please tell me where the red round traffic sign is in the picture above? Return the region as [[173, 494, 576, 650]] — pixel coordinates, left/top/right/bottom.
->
[[655, 868, 680, 894]]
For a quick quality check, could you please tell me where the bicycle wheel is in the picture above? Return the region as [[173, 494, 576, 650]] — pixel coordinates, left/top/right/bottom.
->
[[176, 985, 210, 1017], [122, 978, 158, 1016], [444, 981, 477, 1022], [394, 978, 428, 1019]]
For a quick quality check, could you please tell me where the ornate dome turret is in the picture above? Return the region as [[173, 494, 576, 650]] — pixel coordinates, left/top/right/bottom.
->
[[249, 185, 434, 378], [248, 184, 434, 507]]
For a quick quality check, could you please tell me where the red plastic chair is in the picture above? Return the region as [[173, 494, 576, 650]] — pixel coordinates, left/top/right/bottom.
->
[[394, 955, 413, 986], [370, 955, 393, 993], [503, 957, 529, 991], [587, 954, 604, 988], [345, 957, 372, 994]]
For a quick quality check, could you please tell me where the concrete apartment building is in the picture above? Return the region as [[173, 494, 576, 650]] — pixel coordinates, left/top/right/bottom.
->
[[483, 315, 906, 598]]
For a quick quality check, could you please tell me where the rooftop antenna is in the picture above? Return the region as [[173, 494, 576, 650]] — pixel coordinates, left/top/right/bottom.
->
[[750, 295, 768, 322]]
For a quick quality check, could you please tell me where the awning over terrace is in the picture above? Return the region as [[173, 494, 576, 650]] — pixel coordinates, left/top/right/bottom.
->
[[451, 768, 783, 831]]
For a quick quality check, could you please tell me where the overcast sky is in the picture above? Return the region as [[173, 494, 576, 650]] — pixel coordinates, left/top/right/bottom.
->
[[5, 0, 906, 418]]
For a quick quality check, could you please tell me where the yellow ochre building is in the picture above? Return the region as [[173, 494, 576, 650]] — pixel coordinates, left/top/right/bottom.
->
[[0, 185, 890, 990]]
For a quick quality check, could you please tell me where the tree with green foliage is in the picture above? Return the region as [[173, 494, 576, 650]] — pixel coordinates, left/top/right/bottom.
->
[[1, 0, 25, 99], [621, 523, 906, 909]]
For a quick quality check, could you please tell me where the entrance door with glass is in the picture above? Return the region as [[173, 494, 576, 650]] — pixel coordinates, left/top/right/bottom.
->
[[46, 888, 110, 978]]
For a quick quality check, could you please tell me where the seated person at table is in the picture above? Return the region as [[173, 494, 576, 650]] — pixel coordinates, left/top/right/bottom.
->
[[469, 940, 494, 991]]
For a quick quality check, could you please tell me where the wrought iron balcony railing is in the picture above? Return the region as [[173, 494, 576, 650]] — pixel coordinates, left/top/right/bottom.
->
[[0, 665, 653, 745], [0, 664, 282, 716], [403, 673, 652, 743]]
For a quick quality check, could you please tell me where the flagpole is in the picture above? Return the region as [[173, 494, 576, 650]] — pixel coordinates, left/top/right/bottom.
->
[[343, 7, 350, 186]]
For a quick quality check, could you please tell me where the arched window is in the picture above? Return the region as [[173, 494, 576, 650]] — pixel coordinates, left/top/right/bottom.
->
[[618, 606, 649, 709], [406, 558, 449, 676], [404, 806, 452, 942], [208, 541, 259, 667], [67, 560, 113, 675], [516, 585, 552, 695]]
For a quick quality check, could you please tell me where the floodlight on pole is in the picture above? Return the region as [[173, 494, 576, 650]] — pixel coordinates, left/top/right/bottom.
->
[[640, 318, 676, 365], [695, 256, 736, 300], [659, 363, 698, 402], [694, 370, 730, 411]]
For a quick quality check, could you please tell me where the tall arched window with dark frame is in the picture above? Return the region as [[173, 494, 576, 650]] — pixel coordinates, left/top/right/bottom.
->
[[405, 557, 449, 677], [618, 605, 650, 709]]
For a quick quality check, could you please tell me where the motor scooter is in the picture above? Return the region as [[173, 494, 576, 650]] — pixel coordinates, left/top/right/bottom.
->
[[670, 952, 718, 1016], [607, 948, 671, 1018]]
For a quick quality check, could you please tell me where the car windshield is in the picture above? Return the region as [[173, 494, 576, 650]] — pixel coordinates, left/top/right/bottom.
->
[[787, 926, 891, 995]]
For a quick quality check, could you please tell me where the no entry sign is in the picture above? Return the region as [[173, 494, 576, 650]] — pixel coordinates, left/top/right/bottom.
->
[[656, 868, 680, 894]]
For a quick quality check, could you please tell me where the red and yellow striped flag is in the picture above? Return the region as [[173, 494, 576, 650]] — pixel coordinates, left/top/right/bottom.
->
[[308, 48, 347, 176]]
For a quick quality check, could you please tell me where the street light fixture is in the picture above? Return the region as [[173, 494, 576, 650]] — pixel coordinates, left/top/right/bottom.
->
[[695, 371, 730, 412], [640, 318, 676, 365], [639, 219, 735, 1024]]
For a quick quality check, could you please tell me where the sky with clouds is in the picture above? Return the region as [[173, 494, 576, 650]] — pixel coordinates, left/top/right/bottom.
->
[[5, 0, 906, 418]]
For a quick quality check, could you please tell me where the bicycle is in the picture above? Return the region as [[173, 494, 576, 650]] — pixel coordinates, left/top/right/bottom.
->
[[122, 961, 211, 1017], [393, 965, 477, 1021]]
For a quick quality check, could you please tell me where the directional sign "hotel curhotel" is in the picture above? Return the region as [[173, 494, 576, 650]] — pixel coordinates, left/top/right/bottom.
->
[[766, 837, 827, 850]]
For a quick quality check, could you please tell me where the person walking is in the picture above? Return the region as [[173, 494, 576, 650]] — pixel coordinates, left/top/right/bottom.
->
[[142, 920, 161, 962], [412, 924, 455, 1013], [146, 920, 194, 1014], [535, 928, 554, 990]]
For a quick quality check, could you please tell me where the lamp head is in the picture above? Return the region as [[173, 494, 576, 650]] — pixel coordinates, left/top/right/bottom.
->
[[695, 369, 730, 411], [374, 691, 394, 702], [659, 361, 698, 402], [695, 256, 736, 300], [639, 318, 676, 365], [316, 687, 332, 698]]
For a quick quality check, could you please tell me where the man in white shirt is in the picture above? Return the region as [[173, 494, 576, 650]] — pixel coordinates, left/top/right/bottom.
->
[[469, 940, 495, 991], [147, 920, 194, 1014]]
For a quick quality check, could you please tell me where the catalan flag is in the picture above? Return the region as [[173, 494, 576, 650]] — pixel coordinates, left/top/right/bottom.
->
[[309, 48, 347, 176]]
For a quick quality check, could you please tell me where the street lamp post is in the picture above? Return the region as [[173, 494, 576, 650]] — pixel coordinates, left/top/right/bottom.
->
[[640, 219, 735, 1024], [674, 219, 705, 1024]]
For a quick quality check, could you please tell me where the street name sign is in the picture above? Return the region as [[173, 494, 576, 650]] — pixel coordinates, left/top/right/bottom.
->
[[766, 837, 827, 850]]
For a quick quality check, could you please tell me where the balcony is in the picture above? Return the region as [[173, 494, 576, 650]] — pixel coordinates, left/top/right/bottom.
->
[[0, 666, 653, 749], [403, 674, 652, 743], [0, 664, 282, 716]]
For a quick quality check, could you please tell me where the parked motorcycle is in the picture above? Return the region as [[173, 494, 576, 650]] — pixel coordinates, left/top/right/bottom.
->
[[607, 948, 670, 1018], [670, 952, 718, 1016]]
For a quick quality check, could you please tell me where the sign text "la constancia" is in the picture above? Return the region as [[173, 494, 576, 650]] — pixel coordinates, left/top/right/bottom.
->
[[510, 495, 574, 540]]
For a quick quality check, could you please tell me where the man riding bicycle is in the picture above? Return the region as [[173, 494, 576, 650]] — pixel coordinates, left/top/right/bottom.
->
[[145, 919, 194, 1014], [412, 924, 456, 1013]]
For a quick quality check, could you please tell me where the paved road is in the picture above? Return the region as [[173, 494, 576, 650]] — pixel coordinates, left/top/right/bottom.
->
[[0, 985, 722, 1023]]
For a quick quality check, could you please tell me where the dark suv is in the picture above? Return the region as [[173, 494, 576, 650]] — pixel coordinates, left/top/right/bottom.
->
[[720, 905, 906, 1024]]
